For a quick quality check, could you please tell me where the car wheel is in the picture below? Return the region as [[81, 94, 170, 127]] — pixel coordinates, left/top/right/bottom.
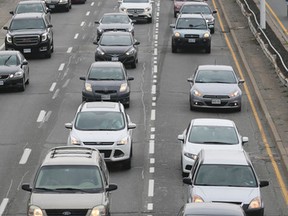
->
[[172, 44, 177, 53], [51, 42, 54, 53], [174, 12, 177, 18], [147, 17, 152, 23], [131, 60, 137, 69], [210, 28, 215, 34], [19, 77, 26, 92], [205, 46, 211, 54], [124, 99, 130, 108]]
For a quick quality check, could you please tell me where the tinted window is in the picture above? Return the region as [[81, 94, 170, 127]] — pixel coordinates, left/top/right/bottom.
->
[[100, 35, 132, 46], [16, 3, 44, 14], [181, 5, 211, 14], [176, 18, 207, 29], [88, 67, 124, 80], [102, 15, 130, 24], [0, 54, 19, 66], [10, 18, 45, 30], [195, 70, 237, 83]]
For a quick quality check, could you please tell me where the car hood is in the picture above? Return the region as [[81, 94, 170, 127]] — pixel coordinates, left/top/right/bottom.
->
[[99, 23, 132, 31], [98, 45, 132, 54], [193, 83, 239, 95], [72, 129, 126, 142], [0, 65, 21, 74], [30, 193, 104, 209], [8, 29, 46, 36], [174, 29, 209, 35], [87, 80, 124, 91], [120, 2, 151, 8], [193, 186, 260, 204]]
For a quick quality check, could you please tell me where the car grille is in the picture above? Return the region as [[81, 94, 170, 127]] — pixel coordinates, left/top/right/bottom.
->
[[99, 150, 112, 158], [184, 34, 199, 38], [13, 35, 40, 46], [0, 75, 9, 79], [104, 28, 127, 32], [203, 95, 230, 99], [45, 209, 88, 216], [95, 90, 117, 94], [127, 9, 144, 14], [83, 142, 114, 145]]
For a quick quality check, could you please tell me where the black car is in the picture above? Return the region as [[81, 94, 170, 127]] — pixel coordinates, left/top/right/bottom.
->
[[44, 0, 71, 12], [170, 13, 211, 53], [94, 31, 140, 68], [95, 12, 135, 41], [0, 50, 29, 91], [10, 0, 52, 22], [3, 13, 54, 58], [80, 61, 134, 107]]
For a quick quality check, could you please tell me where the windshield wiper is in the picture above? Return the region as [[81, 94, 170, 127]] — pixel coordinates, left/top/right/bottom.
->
[[34, 187, 57, 191], [4, 55, 12, 65], [202, 141, 233, 144], [54, 187, 101, 193]]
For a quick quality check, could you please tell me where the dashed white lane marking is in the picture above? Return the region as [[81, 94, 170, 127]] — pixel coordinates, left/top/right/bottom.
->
[[152, 85, 156, 94], [148, 179, 154, 197], [62, 79, 70, 88], [58, 63, 65, 71], [156, 23, 159, 28], [0, 198, 9, 216], [155, 34, 158, 40], [86, 11, 90, 16], [153, 65, 157, 73], [67, 47, 73, 53], [151, 127, 155, 132], [91, 2, 94, 6], [151, 110, 156, 120], [150, 134, 155, 139], [152, 102, 156, 107], [152, 96, 156, 101], [147, 203, 153, 211], [52, 89, 60, 99], [37, 110, 46, 122], [49, 82, 56, 92], [74, 33, 79, 39], [150, 158, 155, 164], [80, 21, 85, 27], [149, 140, 155, 154], [149, 167, 155, 173], [153, 48, 157, 55], [19, 148, 32, 165]]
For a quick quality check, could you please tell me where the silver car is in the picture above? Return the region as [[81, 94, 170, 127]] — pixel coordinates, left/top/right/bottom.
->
[[65, 102, 136, 169], [188, 65, 244, 111]]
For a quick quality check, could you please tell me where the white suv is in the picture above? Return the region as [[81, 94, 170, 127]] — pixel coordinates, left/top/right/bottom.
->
[[65, 102, 136, 169], [118, 0, 154, 23]]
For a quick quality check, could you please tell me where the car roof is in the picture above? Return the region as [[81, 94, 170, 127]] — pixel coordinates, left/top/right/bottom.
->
[[178, 13, 205, 19], [41, 146, 102, 166], [182, 2, 209, 6], [191, 118, 236, 127], [12, 12, 45, 19], [103, 12, 129, 16], [197, 65, 234, 71], [90, 61, 124, 68], [18, 0, 45, 4], [102, 31, 132, 36], [79, 102, 123, 113], [200, 149, 250, 166], [183, 203, 245, 215]]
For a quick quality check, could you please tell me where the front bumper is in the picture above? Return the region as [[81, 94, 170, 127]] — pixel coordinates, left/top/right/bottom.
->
[[172, 37, 211, 49], [5, 41, 51, 56], [242, 205, 264, 216], [0, 76, 24, 89], [95, 53, 136, 66], [82, 90, 130, 105], [46, 2, 69, 10]]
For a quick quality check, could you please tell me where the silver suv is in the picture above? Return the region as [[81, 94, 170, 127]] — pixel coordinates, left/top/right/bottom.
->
[[65, 102, 136, 169], [22, 146, 117, 216]]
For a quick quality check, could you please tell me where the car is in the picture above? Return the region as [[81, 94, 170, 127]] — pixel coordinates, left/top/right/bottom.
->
[[95, 12, 135, 41], [178, 118, 248, 176], [173, 0, 206, 18], [9, 0, 52, 22], [44, 0, 71, 12], [71, 0, 86, 4], [183, 149, 269, 216], [179, 2, 217, 33], [3, 13, 54, 58], [118, 0, 154, 23], [80, 61, 134, 107], [0, 50, 29, 91], [65, 102, 137, 169], [187, 65, 244, 111], [21, 146, 118, 216], [170, 13, 211, 53], [177, 203, 246, 216], [94, 31, 140, 68]]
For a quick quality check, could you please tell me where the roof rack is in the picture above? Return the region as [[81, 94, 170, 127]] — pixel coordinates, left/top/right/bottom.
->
[[50, 146, 97, 158]]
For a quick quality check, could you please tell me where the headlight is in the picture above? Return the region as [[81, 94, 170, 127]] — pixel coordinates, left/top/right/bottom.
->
[[28, 205, 43, 216], [116, 137, 129, 145], [6, 34, 12, 43], [85, 82, 92, 92], [126, 48, 135, 55], [203, 32, 210, 38], [9, 71, 23, 78], [41, 32, 49, 42], [174, 32, 181, 37], [128, 27, 133, 32], [144, 7, 151, 12], [229, 90, 240, 97], [119, 83, 128, 92], [70, 136, 81, 145], [248, 197, 262, 209], [192, 195, 204, 203], [97, 28, 103, 33], [120, 8, 127, 12], [183, 152, 197, 160], [192, 89, 202, 97], [96, 48, 105, 55], [91, 205, 106, 216]]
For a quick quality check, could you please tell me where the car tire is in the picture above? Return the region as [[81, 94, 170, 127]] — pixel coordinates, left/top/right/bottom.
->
[[122, 156, 131, 169], [172, 44, 177, 53], [174, 12, 177, 18], [205, 46, 211, 54], [19, 77, 26, 92], [51, 42, 54, 53], [147, 17, 152, 23], [131, 60, 137, 69]]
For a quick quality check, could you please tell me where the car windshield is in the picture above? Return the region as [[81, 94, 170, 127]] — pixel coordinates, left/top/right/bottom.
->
[[100, 35, 132, 46], [176, 18, 207, 29], [123, 0, 149, 2], [102, 15, 130, 24], [16, 3, 44, 14], [88, 67, 125, 80], [188, 126, 239, 144], [10, 18, 46, 30], [195, 165, 257, 187], [195, 70, 237, 83], [0, 54, 19, 66], [181, 5, 211, 14], [34, 165, 104, 192], [75, 111, 125, 130]]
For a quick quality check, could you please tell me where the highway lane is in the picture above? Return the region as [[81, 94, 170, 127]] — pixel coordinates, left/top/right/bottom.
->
[[0, 0, 287, 215]]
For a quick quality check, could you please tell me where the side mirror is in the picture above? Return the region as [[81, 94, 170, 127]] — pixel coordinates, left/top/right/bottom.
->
[[132, 20, 136, 23], [3, 26, 8, 30], [47, 9, 52, 13], [9, 11, 14, 15], [187, 77, 194, 83], [93, 41, 98, 45], [239, 79, 245, 84], [128, 77, 134, 81], [21, 184, 32, 192], [183, 177, 192, 185], [106, 184, 118, 191], [48, 24, 53, 28], [79, 76, 86, 81], [170, 24, 176, 28], [259, 180, 269, 188], [95, 21, 100, 24], [178, 134, 184, 142], [242, 136, 249, 144], [65, 123, 73, 130], [134, 41, 140, 45], [22, 60, 28, 66], [128, 123, 136, 130], [213, 10, 217, 14]]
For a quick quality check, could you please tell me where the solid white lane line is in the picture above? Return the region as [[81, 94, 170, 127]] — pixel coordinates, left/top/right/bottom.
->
[[58, 63, 65, 71], [80, 21, 85, 26], [86, 11, 90, 16], [152, 85, 156, 94], [74, 33, 79, 39], [0, 198, 9, 216], [37, 110, 46, 122], [148, 179, 154, 197], [149, 140, 155, 154], [19, 148, 32, 164], [49, 82, 56, 92], [147, 203, 153, 211], [67, 47, 73, 53]]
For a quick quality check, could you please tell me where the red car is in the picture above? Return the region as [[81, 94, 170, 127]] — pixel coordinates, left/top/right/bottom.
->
[[173, 0, 206, 17]]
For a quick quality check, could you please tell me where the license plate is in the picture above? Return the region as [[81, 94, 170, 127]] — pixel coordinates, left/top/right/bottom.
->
[[49, 5, 55, 8], [0, 81, 3, 86], [23, 48, 31, 53], [101, 95, 110, 100], [212, 99, 221, 104], [188, 38, 196, 43], [111, 56, 118, 61]]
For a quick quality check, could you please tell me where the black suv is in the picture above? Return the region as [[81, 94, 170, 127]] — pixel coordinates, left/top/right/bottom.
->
[[3, 13, 54, 58]]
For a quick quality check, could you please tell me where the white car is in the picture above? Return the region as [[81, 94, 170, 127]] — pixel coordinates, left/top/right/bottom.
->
[[118, 0, 154, 23], [178, 118, 248, 176], [65, 102, 136, 169]]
